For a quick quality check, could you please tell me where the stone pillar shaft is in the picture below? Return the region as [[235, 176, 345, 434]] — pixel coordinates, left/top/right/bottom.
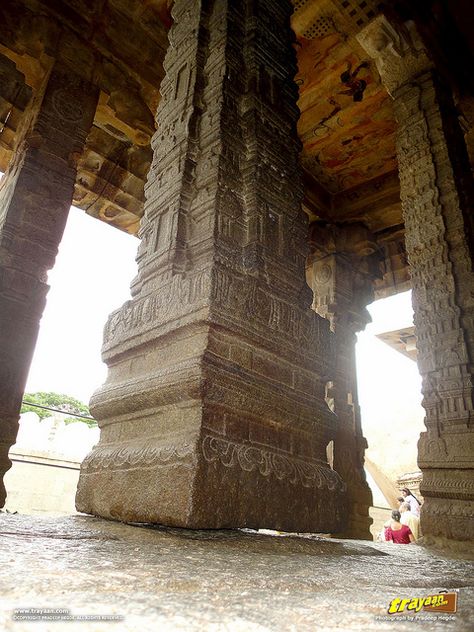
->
[[395, 72, 474, 539], [358, 16, 474, 540], [0, 63, 98, 506], [77, 0, 346, 531], [309, 224, 376, 539]]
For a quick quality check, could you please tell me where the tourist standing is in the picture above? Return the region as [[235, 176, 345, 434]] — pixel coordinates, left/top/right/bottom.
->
[[384, 510, 414, 544], [399, 502, 421, 540], [400, 487, 421, 517]]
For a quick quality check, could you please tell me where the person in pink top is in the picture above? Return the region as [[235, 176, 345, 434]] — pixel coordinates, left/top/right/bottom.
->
[[384, 510, 414, 544]]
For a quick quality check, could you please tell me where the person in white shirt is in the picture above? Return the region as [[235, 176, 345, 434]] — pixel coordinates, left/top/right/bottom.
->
[[399, 501, 421, 540], [401, 487, 421, 517]]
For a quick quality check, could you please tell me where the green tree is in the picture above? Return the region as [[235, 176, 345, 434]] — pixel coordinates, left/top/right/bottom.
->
[[21, 392, 97, 427]]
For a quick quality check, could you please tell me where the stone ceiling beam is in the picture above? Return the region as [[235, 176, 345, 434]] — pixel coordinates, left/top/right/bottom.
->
[[302, 169, 332, 222], [331, 171, 402, 232]]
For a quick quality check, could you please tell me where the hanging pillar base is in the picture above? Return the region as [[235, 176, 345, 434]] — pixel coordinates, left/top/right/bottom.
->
[[76, 321, 347, 532], [77, 432, 346, 532]]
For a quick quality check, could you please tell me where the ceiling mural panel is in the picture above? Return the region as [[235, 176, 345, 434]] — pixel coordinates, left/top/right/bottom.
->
[[295, 30, 397, 193]]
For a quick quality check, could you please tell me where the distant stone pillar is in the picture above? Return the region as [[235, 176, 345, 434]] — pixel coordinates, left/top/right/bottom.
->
[[309, 223, 378, 539], [76, 0, 346, 531], [0, 64, 98, 506], [358, 16, 474, 541]]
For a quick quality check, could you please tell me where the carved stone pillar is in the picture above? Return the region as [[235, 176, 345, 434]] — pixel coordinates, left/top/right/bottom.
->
[[76, 0, 346, 532], [308, 223, 377, 539], [0, 64, 98, 506], [358, 16, 474, 541]]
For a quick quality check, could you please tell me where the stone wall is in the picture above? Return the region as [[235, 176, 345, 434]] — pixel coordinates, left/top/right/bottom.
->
[[4, 451, 79, 515]]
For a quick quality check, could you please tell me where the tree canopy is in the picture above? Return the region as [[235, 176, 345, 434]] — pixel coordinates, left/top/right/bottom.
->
[[21, 392, 96, 427]]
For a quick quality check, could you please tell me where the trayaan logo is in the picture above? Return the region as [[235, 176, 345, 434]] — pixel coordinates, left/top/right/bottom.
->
[[387, 591, 458, 615]]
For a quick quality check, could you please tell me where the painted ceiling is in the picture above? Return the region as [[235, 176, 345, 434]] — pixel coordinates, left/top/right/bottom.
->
[[291, 0, 398, 194], [0, 0, 399, 227], [295, 32, 397, 193]]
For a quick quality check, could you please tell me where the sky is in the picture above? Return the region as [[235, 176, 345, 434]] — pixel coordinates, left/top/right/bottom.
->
[[25, 207, 138, 402], [356, 290, 423, 434], [24, 206, 424, 446], [356, 290, 425, 484]]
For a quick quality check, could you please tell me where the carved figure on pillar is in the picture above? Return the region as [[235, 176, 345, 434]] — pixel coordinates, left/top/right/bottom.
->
[[76, 0, 347, 532], [0, 63, 98, 506], [358, 15, 474, 542], [308, 222, 380, 539]]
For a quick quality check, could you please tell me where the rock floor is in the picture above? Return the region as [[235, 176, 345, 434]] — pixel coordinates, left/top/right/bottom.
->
[[1, 514, 473, 631]]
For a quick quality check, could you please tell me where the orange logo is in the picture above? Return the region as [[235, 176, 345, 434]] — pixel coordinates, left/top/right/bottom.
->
[[388, 592, 457, 614]]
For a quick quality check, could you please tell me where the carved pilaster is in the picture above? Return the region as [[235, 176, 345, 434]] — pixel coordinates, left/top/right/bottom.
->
[[0, 64, 98, 506], [308, 223, 379, 539], [356, 15, 433, 97], [359, 16, 474, 541], [76, 0, 346, 532]]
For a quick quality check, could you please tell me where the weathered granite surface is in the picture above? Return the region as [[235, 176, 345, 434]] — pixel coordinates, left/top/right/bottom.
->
[[1, 515, 473, 631]]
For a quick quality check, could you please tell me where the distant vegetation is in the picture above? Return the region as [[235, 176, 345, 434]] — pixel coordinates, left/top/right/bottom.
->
[[21, 392, 96, 427]]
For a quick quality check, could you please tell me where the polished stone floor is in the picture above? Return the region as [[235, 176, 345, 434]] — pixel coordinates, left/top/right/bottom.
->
[[1, 514, 473, 631]]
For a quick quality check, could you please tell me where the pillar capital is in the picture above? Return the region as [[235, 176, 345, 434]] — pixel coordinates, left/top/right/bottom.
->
[[309, 221, 379, 258], [357, 15, 433, 96], [309, 222, 381, 335]]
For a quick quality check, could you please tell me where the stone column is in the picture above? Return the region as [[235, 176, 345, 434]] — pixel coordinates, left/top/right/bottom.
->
[[76, 0, 346, 532], [308, 223, 377, 539], [0, 63, 98, 506], [358, 16, 474, 541]]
